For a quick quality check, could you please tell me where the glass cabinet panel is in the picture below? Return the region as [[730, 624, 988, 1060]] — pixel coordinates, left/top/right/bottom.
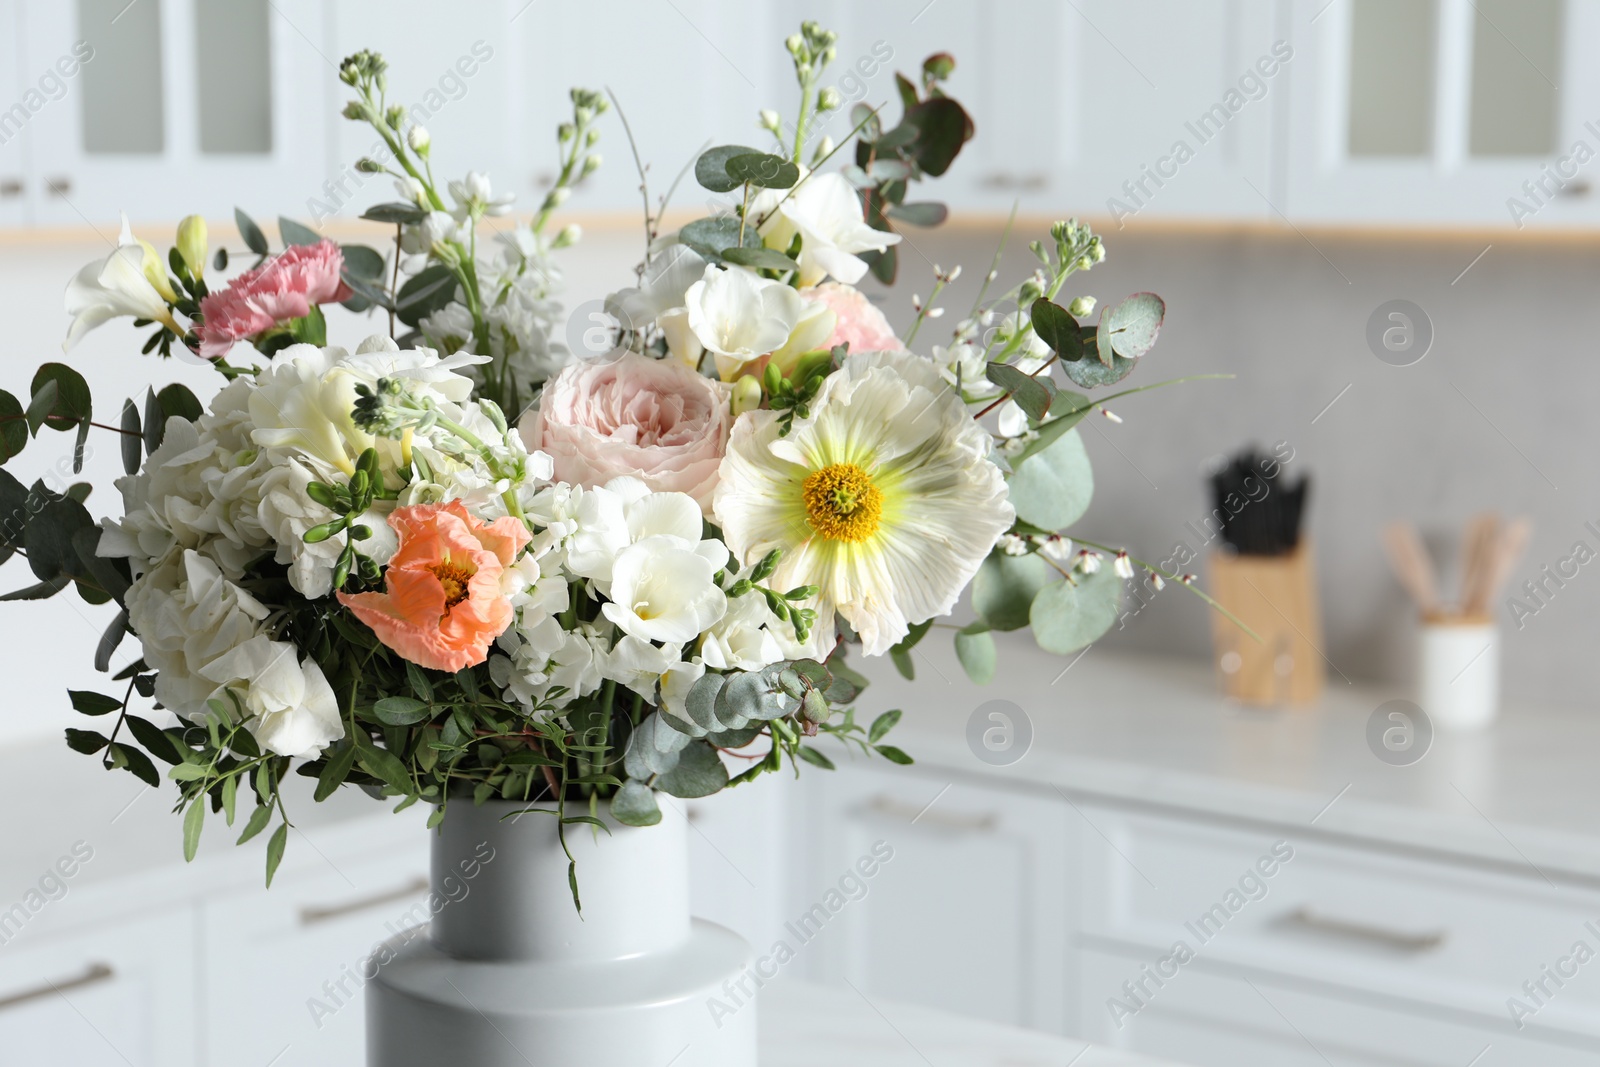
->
[[76, 0, 165, 154], [1347, 0, 1435, 157], [1468, 0, 1561, 157], [195, 0, 272, 154]]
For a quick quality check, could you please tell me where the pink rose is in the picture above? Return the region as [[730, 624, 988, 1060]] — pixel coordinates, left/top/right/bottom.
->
[[197, 240, 353, 359], [521, 352, 731, 510], [804, 282, 904, 354]]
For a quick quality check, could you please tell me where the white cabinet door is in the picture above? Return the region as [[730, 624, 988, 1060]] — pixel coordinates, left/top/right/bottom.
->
[[0, 0, 29, 226], [799, 762, 1070, 1033], [1281, 0, 1600, 227], [199, 841, 429, 1067], [0, 909, 197, 1067], [22, 0, 330, 229], [681, 770, 796, 953]]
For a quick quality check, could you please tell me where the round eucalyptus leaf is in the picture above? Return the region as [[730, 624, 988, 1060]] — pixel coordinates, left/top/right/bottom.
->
[[1008, 427, 1093, 531], [971, 551, 1053, 632], [1030, 568, 1121, 655], [695, 145, 760, 193]]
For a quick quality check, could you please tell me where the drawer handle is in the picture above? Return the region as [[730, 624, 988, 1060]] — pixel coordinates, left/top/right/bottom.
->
[[1286, 907, 1446, 953], [299, 875, 429, 926], [0, 178, 21, 199], [0, 962, 114, 1013], [866, 794, 996, 832]]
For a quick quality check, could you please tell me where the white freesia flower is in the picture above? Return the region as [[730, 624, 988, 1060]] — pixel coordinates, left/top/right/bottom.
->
[[685, 265, 807, 376], [601, 534, 729, 644], [64, 214, 184, 350], [197, 634, 344, 758], [714, 350, 1014, 656], [563, 478, 706, 584], [755, 172, 901, 287]]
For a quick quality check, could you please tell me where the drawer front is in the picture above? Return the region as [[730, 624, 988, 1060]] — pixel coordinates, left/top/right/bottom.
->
[[1075, 801, 1600, 1040], [0, 908, 197, 1066], [201, 840, 429, 1067], [1079, 946, 1600, 1067], [803, 762, 1072, 1033]]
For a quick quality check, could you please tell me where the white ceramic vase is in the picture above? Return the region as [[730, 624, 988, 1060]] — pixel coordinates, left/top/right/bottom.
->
[[366, 797, 757, 1066]]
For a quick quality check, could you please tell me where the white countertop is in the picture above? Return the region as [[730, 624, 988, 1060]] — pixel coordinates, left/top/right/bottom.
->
[[762, 981, 1176, 1065], [854, 637, 1600, 884]]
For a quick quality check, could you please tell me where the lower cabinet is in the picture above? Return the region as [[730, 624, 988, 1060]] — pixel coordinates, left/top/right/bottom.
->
[[199, 845, 430, 1067], [0, 909, 197, 1066], [797, 761, 1072, 1033]]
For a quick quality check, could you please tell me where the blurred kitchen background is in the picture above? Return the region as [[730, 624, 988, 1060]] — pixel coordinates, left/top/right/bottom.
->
[[4, 2, 1600, 1066]]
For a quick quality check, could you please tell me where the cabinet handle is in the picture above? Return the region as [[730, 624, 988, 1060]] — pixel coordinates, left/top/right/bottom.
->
[[0, 962, 115, 1013], [865, 794, 996, 832], [45, 176, 72, 197], [980, 172, 1049, 191], [1284, 907, 1445, 953], [299, 875, 429, 926], [0, 179, 21, 199]]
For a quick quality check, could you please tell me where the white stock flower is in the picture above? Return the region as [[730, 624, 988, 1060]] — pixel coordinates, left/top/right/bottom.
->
[[756, 172, 901, 286], [197, 635, 344, 758], [601, 534, 729, 644], [698, 591, 785, 672], [448, 171, 515, 220]]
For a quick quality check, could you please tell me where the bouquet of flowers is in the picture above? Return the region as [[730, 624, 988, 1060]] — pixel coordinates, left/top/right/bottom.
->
[[14, 23, 1216, 889]]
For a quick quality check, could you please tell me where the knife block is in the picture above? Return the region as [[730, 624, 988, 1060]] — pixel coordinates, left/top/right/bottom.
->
[[1207, 541, 1324, 707]]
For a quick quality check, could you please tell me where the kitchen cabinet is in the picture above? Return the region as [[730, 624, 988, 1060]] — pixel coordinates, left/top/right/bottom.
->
[[20, 0, 330, 229], [0, 909, 198, 1067], [1281, 0, 1600, 227], [0, 0, 28, 227], [797, 759, 1072, 1034]]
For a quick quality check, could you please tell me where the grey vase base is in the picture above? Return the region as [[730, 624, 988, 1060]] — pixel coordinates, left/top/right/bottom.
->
[[367, 918, 758, 1066]]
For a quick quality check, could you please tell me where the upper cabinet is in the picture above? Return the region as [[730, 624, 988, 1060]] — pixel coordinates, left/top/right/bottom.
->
[[1283, 0, 1600, 227], [4, 0, 1600, 231], [17, 0, 328, 228], [0, 1, 27, 228]]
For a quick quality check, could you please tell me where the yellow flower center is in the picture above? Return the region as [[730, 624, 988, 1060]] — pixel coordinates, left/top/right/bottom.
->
[[802, 463, 882, 543], [432, 558, 476, 610]]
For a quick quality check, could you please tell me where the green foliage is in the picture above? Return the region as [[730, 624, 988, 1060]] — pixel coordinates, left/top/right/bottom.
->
[[1030, 568, 1122, 655], [1007, 428, 1093, 531], [695, 145, 761, 194], [395, 264, 458, 328], [972, 551, 1053, 631], [954, 625, 997, 684], [235, 208, 269, 257], [985, 361, 1055, 421]]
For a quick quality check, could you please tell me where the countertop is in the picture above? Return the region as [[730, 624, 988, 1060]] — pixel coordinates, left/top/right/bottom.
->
[[852, 637, 1600, 884], [763, 981, 1178, 1066]]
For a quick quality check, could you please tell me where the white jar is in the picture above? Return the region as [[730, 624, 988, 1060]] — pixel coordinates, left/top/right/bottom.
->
[[1417, 615, 1498, 732]]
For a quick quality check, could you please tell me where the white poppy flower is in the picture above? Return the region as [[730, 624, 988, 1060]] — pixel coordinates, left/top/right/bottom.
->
[[601, 535, 729, 644], [714, 350, 1014, 657]]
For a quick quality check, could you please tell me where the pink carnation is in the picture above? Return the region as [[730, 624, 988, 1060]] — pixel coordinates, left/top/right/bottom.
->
[[520, 352, 731, 511], [196, 239, 352, 359], [804, 282, 904, 354]]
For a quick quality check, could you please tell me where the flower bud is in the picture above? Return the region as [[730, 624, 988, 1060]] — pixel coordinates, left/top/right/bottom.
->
[[731, 374, 763, 416], [553, 224, 582, 249], [175, 215, 208, 279], [384, 105, 405, 129], [810, 135, 834, 165], [585, 127, 600, 147], [785, 33, 804, 56], [1068, 296, 1096, 318], [406, 125, 430, 153], [356, 157, 384, 173], [543, 187, 571, 210], [580, 154, 602, 178], [341, 101, 365, 121], [759, 109, 781, 132], [557, 122, 575, 143], [818, 87, 842, 111]]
